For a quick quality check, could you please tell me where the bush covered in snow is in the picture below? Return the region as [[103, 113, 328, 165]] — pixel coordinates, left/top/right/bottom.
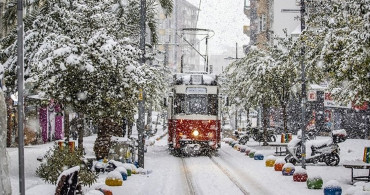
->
[[36, 145, 97, 186]]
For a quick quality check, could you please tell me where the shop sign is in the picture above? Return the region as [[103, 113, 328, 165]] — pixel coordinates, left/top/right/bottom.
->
[[307, 90, 317, 101], [324, 92, 351, 108]]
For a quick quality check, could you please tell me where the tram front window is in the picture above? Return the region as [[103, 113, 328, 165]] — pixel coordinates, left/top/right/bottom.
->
[[186, 95, 207, 115]]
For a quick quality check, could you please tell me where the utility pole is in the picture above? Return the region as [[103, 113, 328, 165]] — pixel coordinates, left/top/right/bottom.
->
[[17, 0, 25, 194], [299, 0, 307, 169], [138, 0, 146, 168], [281, 0, 307, 169]]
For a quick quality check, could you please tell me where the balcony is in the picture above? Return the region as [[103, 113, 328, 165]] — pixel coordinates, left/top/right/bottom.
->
[[243, 25, 250, 36]]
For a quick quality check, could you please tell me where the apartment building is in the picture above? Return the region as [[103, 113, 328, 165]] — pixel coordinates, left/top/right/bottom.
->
[[243, 0, 300, 53], [156, 0, 200, 73]]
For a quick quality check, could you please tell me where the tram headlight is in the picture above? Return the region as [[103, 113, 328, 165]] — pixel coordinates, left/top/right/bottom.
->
[[192, 130, 199, 137]]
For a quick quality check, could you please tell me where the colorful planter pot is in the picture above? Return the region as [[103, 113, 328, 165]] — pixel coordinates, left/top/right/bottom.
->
[[293, 172, 308, 182], [324, 186, 342, 195], [274, 163, 284, 171], [249, 150, 256, 158], [254, 153, 264, 160], [306, 177, 323, 189], [105, 171, 123, 186], [282, 163, 295, 176], [265, 159, 276, 167], [96, 188, 113, 195], [323, 180, 342, 195], [245, 149, 251, 156], [105, 178, 123, 186]]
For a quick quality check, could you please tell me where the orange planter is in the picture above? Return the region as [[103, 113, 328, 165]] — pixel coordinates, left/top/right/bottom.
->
[[274, 163, 285, 171]]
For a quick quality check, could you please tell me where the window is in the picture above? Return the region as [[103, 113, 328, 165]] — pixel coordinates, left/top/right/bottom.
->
[[174, 94, 185, 114], [186, 94, 207, 115], [259, 14, 266, 32], [174, 94, 218, 115]]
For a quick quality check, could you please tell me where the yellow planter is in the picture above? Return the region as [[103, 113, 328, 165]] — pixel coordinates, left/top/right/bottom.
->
[[265, 159, 276, 167], [105, 178, 123, 186]]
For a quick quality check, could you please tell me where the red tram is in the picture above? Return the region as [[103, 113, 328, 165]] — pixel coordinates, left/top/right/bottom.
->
[[167, 73, 221, 155]]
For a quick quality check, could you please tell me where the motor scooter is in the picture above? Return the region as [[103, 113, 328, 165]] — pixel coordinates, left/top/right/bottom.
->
[[285, 129, 347, 166]]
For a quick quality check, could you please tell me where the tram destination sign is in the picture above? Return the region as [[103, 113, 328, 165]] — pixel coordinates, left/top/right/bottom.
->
[[186, 87, 207, 94]]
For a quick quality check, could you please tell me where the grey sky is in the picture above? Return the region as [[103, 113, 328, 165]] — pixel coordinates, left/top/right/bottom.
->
[[186, 0, 250, 56]]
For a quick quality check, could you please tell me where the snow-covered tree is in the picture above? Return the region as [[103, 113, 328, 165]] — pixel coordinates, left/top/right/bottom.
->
[[304, 0, 370, 104], [0, 0, 173, 159], [225, 47, 278, 145]]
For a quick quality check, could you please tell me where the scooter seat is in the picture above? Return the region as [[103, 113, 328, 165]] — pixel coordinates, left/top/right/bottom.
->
[[311, 144, 328, 150]]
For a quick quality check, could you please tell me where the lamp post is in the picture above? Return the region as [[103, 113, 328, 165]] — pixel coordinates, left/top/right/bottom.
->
[[299, 0, 307, 170], [17, 0, 25, 194], [281, 0, 307, 169], [138, 0, 146, 168]]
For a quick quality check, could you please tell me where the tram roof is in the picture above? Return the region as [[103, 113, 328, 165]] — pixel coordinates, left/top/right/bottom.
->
[[173, 73, 218, 86]]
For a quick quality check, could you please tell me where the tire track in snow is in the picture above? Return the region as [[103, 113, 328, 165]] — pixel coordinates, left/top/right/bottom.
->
[[212, 148, 273, 195], [208, 156, 250, 195], [181, 157, 196, 195]]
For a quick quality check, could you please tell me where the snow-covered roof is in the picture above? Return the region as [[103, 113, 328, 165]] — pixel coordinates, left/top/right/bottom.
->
[[174, 73, 218, 86]]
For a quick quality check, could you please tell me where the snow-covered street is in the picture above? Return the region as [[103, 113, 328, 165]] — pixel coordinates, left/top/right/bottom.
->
[[6, 133, 370, 195]]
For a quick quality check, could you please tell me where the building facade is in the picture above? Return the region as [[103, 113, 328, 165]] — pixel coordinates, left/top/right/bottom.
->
[[243, 0, 300, 52], [156, 0, 200, 73]]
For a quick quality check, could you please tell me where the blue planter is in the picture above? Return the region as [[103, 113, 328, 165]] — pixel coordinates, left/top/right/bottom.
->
[[121, 173, 128, 181], [324, 186, 342, 195], [254, 154, 264, 160]]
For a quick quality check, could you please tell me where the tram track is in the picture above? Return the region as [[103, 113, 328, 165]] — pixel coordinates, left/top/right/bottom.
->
[[181, 157, 196, 195], [180, 154, 249, 195], [208, 155, 250, 195]]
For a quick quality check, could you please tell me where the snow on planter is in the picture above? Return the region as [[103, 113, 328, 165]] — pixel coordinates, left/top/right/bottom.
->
[[306, 175, 323, 189], [254, 151, 264, 160], [265, 155, 276, 167], [293, 167, 308, 182], [245, 148, 252, 156], [122, 163, 138, 174], [223, 138, 234, 144], [249, 149, 256, 158], [240, 145, 247, 152], [323, 180, 342, 195], [105, 170, 123, 186], [274, 158, 285, 171], [234, 144, 240, 150], [137, 167, 152, 175], [282, 163, 295, 176], [122, 163, 132, 176], [230, 141, 238, 147], [115, 167, 128, 181], [95, 188, 113, 195]]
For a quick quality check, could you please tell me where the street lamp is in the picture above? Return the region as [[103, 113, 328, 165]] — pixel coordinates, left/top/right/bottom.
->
[[281, 0, 307, 169], [138, 0, 146, 168]]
